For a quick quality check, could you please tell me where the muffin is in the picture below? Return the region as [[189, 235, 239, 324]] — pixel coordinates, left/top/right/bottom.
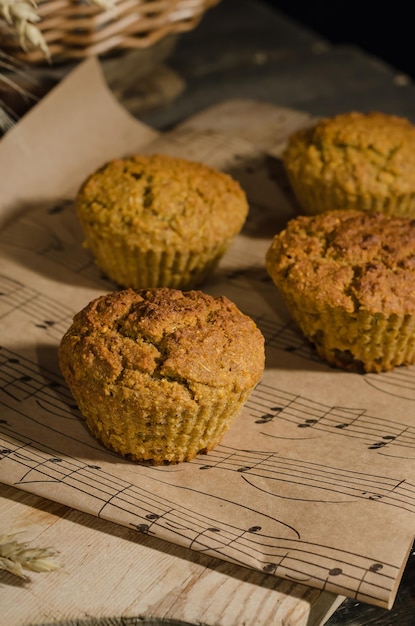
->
[[76, 153, 249, 289], [265, 209, 415, 373], [59, 288, 265, 464], [282, 111, 415, 217]]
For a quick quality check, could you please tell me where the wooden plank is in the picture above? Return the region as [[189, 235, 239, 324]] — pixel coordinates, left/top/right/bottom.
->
[[0, 484, 343, 626]]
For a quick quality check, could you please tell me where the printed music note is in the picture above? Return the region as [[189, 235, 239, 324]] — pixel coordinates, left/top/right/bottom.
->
[[0, 346, 79, 419], [0, 445, 12, 460], [133, 512, 165, 534], [191, 445, 415, 513], [255, 407, 283, 424], [0, 274, 73, 339], [189, 526, 227, 552], [354, 562, 387, 603], [246, 382, 415, 455], [244, 308, 415, 407], [8, 444, 102, 487], [0, 417, 403, 606], [258, 317, 313, 356]]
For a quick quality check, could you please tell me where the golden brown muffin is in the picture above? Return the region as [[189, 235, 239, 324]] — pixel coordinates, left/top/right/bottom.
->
[[282, 111, 415, 216], [59, 288, 265, 464], [265, 209, 415, 373], [76, 154, 249, 290]]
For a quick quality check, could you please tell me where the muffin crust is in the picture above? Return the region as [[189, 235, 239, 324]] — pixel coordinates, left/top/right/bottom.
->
[[283, 112, 415, 216], [59, 288, 265, 463], [76, 154, 249, 289], [266, 210, 415, 372]]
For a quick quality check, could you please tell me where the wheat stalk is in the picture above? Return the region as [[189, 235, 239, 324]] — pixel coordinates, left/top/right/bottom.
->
[[0, 532, 61, 579], [0, 0, 116, 132], [0, 50, 38, 131], [0, 1, 50, 60], [0, 0, 116, 60]]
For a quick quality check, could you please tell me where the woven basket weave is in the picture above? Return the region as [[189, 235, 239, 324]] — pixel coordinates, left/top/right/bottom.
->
[[0, 0, 220, 64]]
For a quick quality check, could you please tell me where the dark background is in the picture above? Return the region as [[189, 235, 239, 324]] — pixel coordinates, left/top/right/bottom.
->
[[264, 1, 414, 79]]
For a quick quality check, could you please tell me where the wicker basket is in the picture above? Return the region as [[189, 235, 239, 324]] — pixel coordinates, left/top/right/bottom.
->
[[0, 0, 220, 64]]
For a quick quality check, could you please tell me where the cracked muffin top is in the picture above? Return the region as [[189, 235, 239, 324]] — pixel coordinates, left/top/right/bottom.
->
[[59, 288, 265, 396], [265, 209, 415, 315], [76, 153, 249, 250], [282, 111, 415, 197]]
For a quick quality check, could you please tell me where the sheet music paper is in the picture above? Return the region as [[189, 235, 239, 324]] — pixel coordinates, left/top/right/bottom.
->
[[1, 57, 414, 610]]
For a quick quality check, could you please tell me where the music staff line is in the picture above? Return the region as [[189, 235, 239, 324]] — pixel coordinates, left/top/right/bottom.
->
[[364, 367, 415, 401], [191, 445, 415, 513], [2, 343, 415, 460], [0, 428, 398, 604], [0, 282, 412, 600], [0, 150, 410, 608], [3, 372, 415, 516], [249, 310, 415, 402], [0, 345, 77, 420], [2, 266, 415, 405], [0, 274, 73, 339], [0, 200, 101, 276], [150, 476, 396, 601], [247, 382, 415, 454]]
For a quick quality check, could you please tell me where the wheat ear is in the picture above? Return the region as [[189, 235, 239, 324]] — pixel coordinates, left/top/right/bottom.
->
[[0, 0, 116, 59], [0, 532, 61, 579], [0, 1, 50, 60]]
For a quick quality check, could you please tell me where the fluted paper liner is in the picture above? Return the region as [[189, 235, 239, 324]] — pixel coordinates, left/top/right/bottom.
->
[[82, 231, 231, 289], [285, 169, 415, 217], [271, 285, 415, 373], [1, 57, 414, 612]]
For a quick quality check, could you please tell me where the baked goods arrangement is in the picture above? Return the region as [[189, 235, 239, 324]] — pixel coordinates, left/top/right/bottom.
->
[[59, 288, 265, 464], [76, 153, 249, 290], [264, 110, 415, 373], [60, 153, 260, 464], [282, 111, 415, 217], [265, 209, 415, 373], [60, 119, 415, 463]]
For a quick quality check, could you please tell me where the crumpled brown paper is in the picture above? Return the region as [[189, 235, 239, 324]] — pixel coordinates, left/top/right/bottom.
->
[[1, 57, 414, 610]]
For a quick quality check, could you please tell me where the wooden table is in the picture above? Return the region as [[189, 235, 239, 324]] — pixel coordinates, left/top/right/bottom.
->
[[1, 483, 344, 626], [2, 1, 415, 623]]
